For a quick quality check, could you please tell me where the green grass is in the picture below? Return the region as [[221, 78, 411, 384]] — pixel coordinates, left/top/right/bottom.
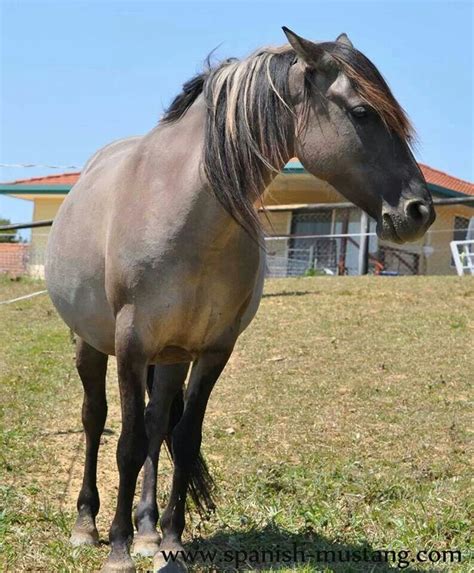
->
[[0, 275, 472, 572]]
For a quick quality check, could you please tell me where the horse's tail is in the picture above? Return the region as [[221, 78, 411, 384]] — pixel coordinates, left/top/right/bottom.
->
[[165, 385, 216, 516]]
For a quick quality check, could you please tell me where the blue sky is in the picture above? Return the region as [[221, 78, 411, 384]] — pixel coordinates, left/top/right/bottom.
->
[[1, 0, 473, 225]]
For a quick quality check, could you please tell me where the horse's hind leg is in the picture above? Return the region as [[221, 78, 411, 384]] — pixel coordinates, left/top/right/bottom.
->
[[133, 363, 189, 557], [154, 349, 231, 572], [70, 338, 108, 547]]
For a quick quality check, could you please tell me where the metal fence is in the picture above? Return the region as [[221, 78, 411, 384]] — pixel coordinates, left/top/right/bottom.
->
[[264, 227, 474, 278], [265, 236, 364, 276], [0, 197, 473, 278], [265, 234, 406, 277], [0, 228, 471, 279], [2, 233, 368, 278]]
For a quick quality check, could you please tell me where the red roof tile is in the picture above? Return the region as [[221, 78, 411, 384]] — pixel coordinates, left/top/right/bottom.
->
[[4, 163, 473, 196], [286, 158, 474, 197], [5, 172, 81, 186], [418, 164, 473, 196]]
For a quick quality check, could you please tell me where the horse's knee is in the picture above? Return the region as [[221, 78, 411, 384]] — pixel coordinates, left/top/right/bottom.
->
[[82, 397, 107, 436], [117, 430, 148, 474]]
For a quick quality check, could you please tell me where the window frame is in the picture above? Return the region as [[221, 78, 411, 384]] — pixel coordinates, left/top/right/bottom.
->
[[450, 215, 470, 267]]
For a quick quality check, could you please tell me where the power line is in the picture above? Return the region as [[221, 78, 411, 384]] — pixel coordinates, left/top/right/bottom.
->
[[0, 162, 81, 170]]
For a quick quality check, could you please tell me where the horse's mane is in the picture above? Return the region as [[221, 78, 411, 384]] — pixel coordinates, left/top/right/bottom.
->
[[161, 72, 209, 124], [161, 42, 413, 237]]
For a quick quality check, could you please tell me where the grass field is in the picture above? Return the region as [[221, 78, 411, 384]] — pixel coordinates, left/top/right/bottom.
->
[[0, 275, 472, 572]]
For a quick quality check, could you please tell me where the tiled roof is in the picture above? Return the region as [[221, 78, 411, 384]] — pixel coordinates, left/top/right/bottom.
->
[[3, 163, 473, 196], [286, 158, 474, 197], [4, 172, 81, 186], [418, 164, 473, 196]]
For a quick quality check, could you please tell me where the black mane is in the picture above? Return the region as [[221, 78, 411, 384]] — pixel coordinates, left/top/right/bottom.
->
[[161, 72, 208, 123], [160, 48, 300, 238], [159, 42, 412, 239]]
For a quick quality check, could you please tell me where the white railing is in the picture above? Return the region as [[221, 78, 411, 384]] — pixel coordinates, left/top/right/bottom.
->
[[450, 240, 474, 276]]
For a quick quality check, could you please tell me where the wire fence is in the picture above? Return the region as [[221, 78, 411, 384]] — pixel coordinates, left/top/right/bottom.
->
[[2, 166, 472, 279], [0, 226, 471, 278], [265, 234, 422, 277], [1, 197, 473, 277]]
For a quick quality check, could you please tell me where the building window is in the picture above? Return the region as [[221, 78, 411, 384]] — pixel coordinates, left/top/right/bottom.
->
[[289, 208, 363, 275], [451, 216, 470, 266], [453, 216, 470, 242], [289, 210, 336, 275]]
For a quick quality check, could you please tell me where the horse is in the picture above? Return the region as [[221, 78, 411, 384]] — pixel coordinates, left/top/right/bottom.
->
[[45, 27, 435, 572]]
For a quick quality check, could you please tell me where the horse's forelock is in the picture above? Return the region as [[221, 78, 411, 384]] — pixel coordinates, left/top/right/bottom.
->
[[325, 42, 415, 144]]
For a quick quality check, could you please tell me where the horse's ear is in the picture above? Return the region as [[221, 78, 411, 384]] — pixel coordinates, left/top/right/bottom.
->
[[335, 33, 353, 48], [282, 26, 325, 68]]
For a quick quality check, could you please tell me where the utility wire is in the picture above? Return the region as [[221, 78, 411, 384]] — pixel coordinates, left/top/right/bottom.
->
[[0, 163, 81, 170]]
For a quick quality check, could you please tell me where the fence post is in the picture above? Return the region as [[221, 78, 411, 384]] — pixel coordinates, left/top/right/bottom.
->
[[308, 245, 314, 269], [358, 211, 370, 275]]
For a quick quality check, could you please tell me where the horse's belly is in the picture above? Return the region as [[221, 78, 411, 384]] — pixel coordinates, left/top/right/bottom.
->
[[154, 346, 194, 364], [126, 256, 259, 362], [48, 249, 257, 359], [144, 290, 249, 362]]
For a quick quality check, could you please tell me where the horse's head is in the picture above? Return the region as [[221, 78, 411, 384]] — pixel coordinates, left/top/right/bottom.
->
[[284, 27, 435, 243]]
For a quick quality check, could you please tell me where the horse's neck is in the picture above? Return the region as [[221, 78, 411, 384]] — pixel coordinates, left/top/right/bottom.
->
[[151, 95, 289, 241]]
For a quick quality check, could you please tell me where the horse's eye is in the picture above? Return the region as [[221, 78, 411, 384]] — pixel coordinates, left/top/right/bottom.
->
[[351, 106, 368, 118]]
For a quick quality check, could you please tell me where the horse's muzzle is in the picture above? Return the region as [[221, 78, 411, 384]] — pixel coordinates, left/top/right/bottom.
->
[[378, 198, 436, 243]]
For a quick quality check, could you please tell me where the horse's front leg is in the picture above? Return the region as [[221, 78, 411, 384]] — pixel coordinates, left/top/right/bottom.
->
[[102, 320, 148, 573], [133, 363, 190, 557], [154, 348, 232, 573], [71, 338, 108, 547]]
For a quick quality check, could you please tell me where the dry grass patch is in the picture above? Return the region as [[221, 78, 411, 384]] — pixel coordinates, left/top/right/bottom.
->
[[0, 275, 472, 572]]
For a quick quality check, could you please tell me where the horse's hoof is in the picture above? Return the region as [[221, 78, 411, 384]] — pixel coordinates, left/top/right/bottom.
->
[[153, 552, 188, 573], [70, 526, 100, 547], [132, 533, 160, 557], [100, 555, 136, 573]]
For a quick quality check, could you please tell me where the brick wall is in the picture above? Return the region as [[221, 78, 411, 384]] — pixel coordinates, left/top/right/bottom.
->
[[0, 243, 29, 276]]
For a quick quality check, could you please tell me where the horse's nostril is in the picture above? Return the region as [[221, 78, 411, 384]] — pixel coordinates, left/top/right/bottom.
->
[[383, 212, 392, 226], [406, 200, 430, 223]]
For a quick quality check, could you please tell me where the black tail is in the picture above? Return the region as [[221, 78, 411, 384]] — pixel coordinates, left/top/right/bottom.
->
[[147, 366, 216, 515], [147, 366, 216, 514], [165, 387, 216, 516]]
